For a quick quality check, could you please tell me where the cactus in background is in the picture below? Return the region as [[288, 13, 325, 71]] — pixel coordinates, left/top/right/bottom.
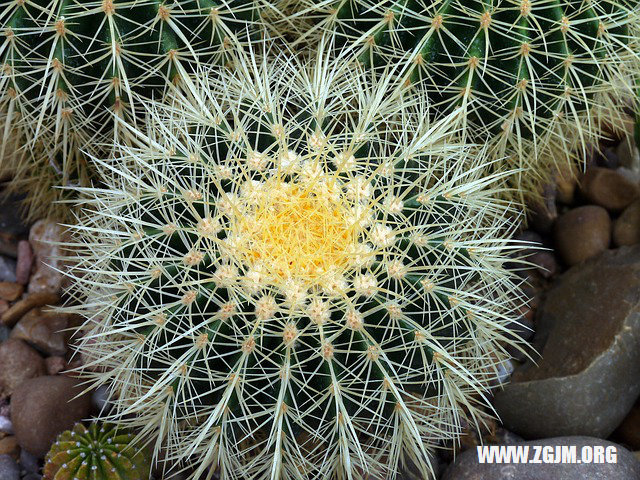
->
[[67, 48, 526, 480], [295, 0, 640, 197], [44, 422, 151, 480], [0, 0, 277, 219]]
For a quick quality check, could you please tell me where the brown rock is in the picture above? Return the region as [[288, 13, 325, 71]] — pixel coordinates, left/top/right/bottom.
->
[[0, 301, 8, 317], [617, 166, 640, 186], [529, 251, 558, 279], [528, 183, 557, 234], [613, 199, 640, 247], [0, 293, 60, 328], [554, 163, 578, 205], [15, 241, 32, 286], [554, 205, 611, 265], [0, 283, 23, 302], [28, 221, 70, 295], [10, 376, 91, 457], [44, 356, 66, 376], [0, 436, 19, 460], [10, 308, 69, 356], [580, 167, 640, 212], [616, 135, 640, 171], [0, 339, 45, 398]]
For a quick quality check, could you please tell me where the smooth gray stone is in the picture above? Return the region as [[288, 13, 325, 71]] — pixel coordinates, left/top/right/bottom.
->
[[0, 454, 19, 480], [0, 257, 16, 283], [493, 246, 640, 438]]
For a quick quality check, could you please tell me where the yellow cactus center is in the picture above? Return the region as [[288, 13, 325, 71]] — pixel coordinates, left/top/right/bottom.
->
[[230, 175, 359, 288]]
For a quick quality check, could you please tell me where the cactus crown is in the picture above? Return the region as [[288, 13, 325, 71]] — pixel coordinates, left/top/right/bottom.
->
[[44, 422, 151, 480], [66, 48, 525, 480]]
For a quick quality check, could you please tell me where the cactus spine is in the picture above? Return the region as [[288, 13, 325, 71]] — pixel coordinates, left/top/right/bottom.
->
[[0, 0, 272, 219], [66, 49, 525, 480], [297, 0, 640, 196]]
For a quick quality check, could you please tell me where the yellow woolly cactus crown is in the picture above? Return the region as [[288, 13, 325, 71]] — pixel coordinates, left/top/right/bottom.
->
[[66, 47, 526, 480]]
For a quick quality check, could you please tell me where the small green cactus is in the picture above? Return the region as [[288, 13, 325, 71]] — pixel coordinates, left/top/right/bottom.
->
[[66, 48, 526, 479], [296, 0, 640, 197], [44, 422, 151, 480], [0, 0, 276, 219]]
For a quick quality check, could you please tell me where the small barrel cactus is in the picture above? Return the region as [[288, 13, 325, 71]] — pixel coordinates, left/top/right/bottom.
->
[[0, 0, 275, 219], [296, 0, 640, 196], [67, 48, 525, 479], [44, 422, 151, 480]]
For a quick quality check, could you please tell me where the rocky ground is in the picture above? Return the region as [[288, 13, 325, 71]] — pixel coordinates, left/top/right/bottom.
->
[[435, 131, 640, 479], [0, 133, 639, 479]]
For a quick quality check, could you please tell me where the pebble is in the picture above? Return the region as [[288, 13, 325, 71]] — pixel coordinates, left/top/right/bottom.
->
[[441, 436, 640, 480], [15, 241, 32, 286], [504, 317, 535, 343], [494, 359, 515, 385], [22, 475, 42, 480], [0, 436, 19, 460], [599, 147, 620, 168], [0, 339, 45, 398], [0, 293, 60, 328], [528, 251, 558, 278], [513, 231, 543, 255], [10, 376, 92, 457], [493, 246, 640, 439], [580, 167, 640, 212], [0, 416, 11, 434], [0, 257, 16, 283], [19, 449, 39, 473], [528, 183, 557, 234], [616, 136, 640, 170], [10, 308, 68, 356], [91, 385, 112, 414], [0, 283, 22, 302], [554, 205, 611, 266], [44, 356, 66, 376], [27, 221, 69, 295], [0, 454, 19, 480], [613, 199, 640, 247], [617, 166, 640, 186], [554, 163, 577, 205]]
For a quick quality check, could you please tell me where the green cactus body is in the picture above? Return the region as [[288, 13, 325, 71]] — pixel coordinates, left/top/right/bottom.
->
[[309, 0, 640, 195], [68, 50, 525, 479], [0, 0, 269, 219], [44, 423, 151, 480]]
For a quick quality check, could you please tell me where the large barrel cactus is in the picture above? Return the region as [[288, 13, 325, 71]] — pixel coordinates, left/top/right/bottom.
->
[[68, 49, 525, 479], [297, 0, 640, 196], [0, 0, 275, 219]]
